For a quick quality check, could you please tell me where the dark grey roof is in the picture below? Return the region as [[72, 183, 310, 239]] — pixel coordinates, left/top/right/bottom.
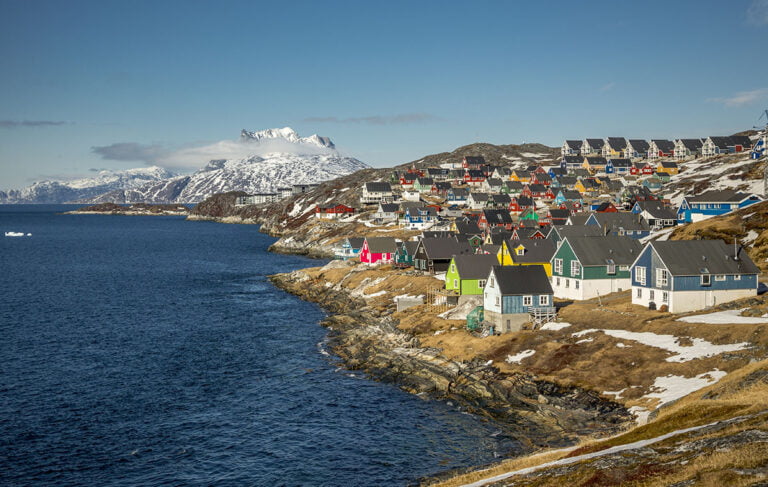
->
[[627, 139, 650, 152], [379, 203, 399, 212], [679, 138, 703, 150], [505, 238, 556, 263], [548, 209, 571, 220], [585, 156, 607, 165], [606, 137, 627, 150], [486, 177, 503, 186], [422, 231, 454, 239], [512, 196, 534, 206], [563, 155, 582, 164], [651, 240, 759, 276], [365, 237, 398, 253], [416, 177, 434, 185], [427, 168, 450, 176], [402, 173, 418, 181], [400, 202, 424, 211], [535, 173, 552, 182], [365, 182, 392, 192], [491, 265, 553, 295], [708, 136, 732, 149], [527, 183, 547, 193], [565, 140, 582, 149], [488, 231, 513, 245], [567, 214, 592, 225], [549, 225, 604, 239], [729, 135, 753, 147], [506, 181, 525, 190], [454, 220, 482, 235], [466, 169, 485, 178], [434, 181, 452, 190], [490, 194, 512, 204], [346, 237, 365, 249], [453, 254, 500, 279], [651, 139, 675, 152], [481, 244, 501, 255], [550, 167, 567, 176], [586, 138, 605, 149], [464, 156, 486, 165], [608, 158, 632, 167], [590, 212, 650, 232], [403, 240, 420, 255], [659, 161, 678, 168], [686, 190, 758, 203], [564, 236, 642, 266], [557, 177, 578, 187], [420, 237, 473, 259], [449, 187, 470, 197], [469, 192, 490, 202], [483, 209, 514, 224]]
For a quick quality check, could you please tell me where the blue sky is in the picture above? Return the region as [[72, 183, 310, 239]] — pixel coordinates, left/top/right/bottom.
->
[[1, 0, 767, 189]]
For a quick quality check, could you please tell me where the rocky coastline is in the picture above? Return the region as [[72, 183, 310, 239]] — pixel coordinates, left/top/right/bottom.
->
[[269, 266, 632, 454], [66, 202, 190, 216]]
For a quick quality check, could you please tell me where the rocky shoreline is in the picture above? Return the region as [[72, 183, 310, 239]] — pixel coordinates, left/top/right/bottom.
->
[[269, 266, 632, 454], [66, 202, 190, 216]]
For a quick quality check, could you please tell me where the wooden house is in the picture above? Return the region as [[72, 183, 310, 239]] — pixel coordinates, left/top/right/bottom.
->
[[413, 177, 434, 193], [394, 240, 419, 268], [656, 160, 679, 175], [546, 225, 604, 244], [361, 182, 394, 204], [602, 137, 627, 158], [648, 140, 675, 160], [431, 181, 452, 196], [315, 203, 355, 219], [560, 155, 584, 172], [674, 139, 703, 160], [462, 156, 486, 169], [481, 177, 504, 193], [562, 140, 582, 157], [582, 156, 608, 173], [374, 203, 399, 222], [581, 138, 605, 156], [487, 193, 512, 208], [445, 254, 500, 295], [677, 190, 763, 223], [508, 196, 535, 213], [464, 169, 486, 186], [497, 238, 556, 276], [624, 139, 650, 159], [483, 265, 554, 333], [605, 158, 632, 175], [399, 173, 418, 187], [551, 236, 642, 300], [413, 237, 473, 273], [630, 240, 759, 313], [359, 237, 398, 265], [446, 187, 469, 205], [630, 161, 654, 175], [402, 205, 439, 229], [334, 237, 365, 260], [467, 192, 490, 210], [478, 209, 514, 231], [630, 201, 677, 229], [510, 170, 532, 183], [586, 212, 650, 239]]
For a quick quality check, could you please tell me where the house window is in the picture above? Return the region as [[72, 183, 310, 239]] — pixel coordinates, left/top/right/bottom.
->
[[636, 288, 642, 298], [490, 277, 495, 288], [606, 259, 616, 275], [701, 274, 711, 286], [556, 277, 560, 286], [715, 275, 726, 282], [662, 291, 669, 303], [523, 295, 533, 306], [657, 269, 668, 287], [539, 295, 549, 306], [734, 275, 741, 281], [516, 248, 525, 256], [453, 279, 458, 288], [570, 261, 581, 277], [495, 296, 500, 306], [450, 264, 456, 273], [619, 265, 629, 271], [649, 290, 655, 300], [635, 266, 646, 285], [478, 279, 486, 288], [554, 258, 563, 274], [565, 279, 570, 288], [575, 280, 580, 289]]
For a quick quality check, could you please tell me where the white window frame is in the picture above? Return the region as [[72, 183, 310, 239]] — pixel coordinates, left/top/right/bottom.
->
[[575, 280, 580, 289], [570, 260, 581, 277], [636, 288, 642, 298], [490, 277, 495, 288], [635, 266, 646, 285], [619, 265, 629, 271], [734, 274, 741, 281], [657, 269, 668, 287], [554, 258, 563, 274], [539, 295, 549, 306], [453, 279, 458, 288], [495, 296, 500, 306], [714, 275, 726, 282], [662, 291, 669, 303], [565, 279, 570, 288], [478, 279, 486, 288], [606, 264, 616, 275], [523, 295, 533, 306], [701, 274, 711, 286]]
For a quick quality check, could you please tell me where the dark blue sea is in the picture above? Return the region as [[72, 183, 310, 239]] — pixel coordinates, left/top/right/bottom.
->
[[0, 205, 519, 486]]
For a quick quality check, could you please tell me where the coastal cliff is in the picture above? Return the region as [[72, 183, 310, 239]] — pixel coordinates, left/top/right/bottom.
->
[[269, 261, 632, 451]]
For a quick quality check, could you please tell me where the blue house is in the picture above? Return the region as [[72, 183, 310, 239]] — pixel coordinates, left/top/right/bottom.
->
[[676, 190, 763, 223], [554, 189, 584, 207], [630, 240, 759, 313], [585, 212, 650, 239], [605, 158, 632, 174], [334, 237, 365, 260], [483, 265, 554, 333], [402, 206, 439, 229], [560, 155, 583, 172], [446, 187, 469, 205]]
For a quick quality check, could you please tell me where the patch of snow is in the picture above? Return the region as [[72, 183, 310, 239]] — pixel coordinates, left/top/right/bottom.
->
[[603, 388, 626, 399], [616, 342, 629, 348], [575, 338, 594, 344], [540, 322, 571, 331], [571, 329, 750, 362], [288, 201, 305, 217], [644, 370, 727, 406], [433, 272, 446, 281], [458, 421, 717, 487], [434, 330, 446, 336], [677, 308, 768, 324], [628, 406, 651, 425], [521, 152, 548, 158], [364, 290, 387, 298], [505, 349, 536, 364]]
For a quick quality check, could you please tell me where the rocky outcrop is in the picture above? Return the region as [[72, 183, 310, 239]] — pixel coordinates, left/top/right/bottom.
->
[[270, 268, 632, 450]]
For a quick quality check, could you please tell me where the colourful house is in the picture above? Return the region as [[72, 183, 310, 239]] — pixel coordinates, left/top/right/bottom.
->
[[630, 240, 759, 313], [550, 236, 642, 300], [359, 237, 398, 265], [394, 240, 419, 268], [483, 265, 554, 333], [497, 238, 556, 276], [656, 160, 679, 175], [677, 190, 764, 223], [445, 254, 500, 295]]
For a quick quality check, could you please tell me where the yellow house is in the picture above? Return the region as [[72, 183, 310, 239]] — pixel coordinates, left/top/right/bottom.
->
[[496, 239, 555, 276], [510, 170, 531, 183], [582, 156, 608, 173], [656, 161, 679, 175]]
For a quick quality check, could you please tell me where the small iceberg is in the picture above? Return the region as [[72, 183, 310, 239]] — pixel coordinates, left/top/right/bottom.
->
[[4, 232, 30, 237]]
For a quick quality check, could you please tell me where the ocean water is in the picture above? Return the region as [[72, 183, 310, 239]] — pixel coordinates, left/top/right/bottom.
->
[[0, 205, 519, 486]]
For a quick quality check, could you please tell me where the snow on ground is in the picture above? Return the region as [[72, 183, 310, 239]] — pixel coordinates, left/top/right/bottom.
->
[[644, 370, 727, 406], [339, 214, 359, 222], [433, 272, 446, 281], [641, 225, 677, 243], [571, 329, 750, 362], [743, 229, 760, 244], [677, 308, 768, 324], [628, 406, 651, 424], [575, 338, 594, 344], [616, 342, 630, 348], [506, 349, 536, 364], [540, 322, 571, 331], [287, 199, 308, 217], [364, 290, 387, 298], [521, 152, 548, 158], [349, 277, 387, 297], [394, 294, 424, 300], [459, 422, 717, 487]]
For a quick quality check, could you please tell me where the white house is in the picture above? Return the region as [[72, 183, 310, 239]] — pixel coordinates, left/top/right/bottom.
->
[[361, 182, 394, 204]]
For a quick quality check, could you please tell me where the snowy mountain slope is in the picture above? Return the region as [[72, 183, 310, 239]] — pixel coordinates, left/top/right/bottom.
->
[[80, 128, 368, 203], [0, 166, 175, 204]]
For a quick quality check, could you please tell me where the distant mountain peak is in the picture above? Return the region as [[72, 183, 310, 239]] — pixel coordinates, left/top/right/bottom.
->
[[240, 127, 335, 149]]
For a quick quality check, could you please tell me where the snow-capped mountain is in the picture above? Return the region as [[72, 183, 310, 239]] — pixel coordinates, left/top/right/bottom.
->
[[0, 166, 175, 204], [80, 128, 368, 204]]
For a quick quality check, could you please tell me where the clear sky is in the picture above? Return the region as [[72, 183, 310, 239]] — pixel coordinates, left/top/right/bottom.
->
[[1, 0, 767, 189]]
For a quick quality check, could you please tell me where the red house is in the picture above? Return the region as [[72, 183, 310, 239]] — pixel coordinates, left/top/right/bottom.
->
[[462, 156, 485, 169], [358, 237, 398, 265], [521, 184, 555, 200], [463, 169, 486, 185], [508, 196, 535, 213], [316, 204, 356, 219], [630, 161, 654, 175], [478, 209, 514, 231]]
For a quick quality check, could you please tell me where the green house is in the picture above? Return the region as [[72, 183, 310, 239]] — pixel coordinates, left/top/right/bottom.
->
[[445, 254, 500, 295], [519, 207, 540, 222], [394, 240, 419, 267]]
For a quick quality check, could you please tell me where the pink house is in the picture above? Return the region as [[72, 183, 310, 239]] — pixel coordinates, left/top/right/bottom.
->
[[359, 237, 398, 265]]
